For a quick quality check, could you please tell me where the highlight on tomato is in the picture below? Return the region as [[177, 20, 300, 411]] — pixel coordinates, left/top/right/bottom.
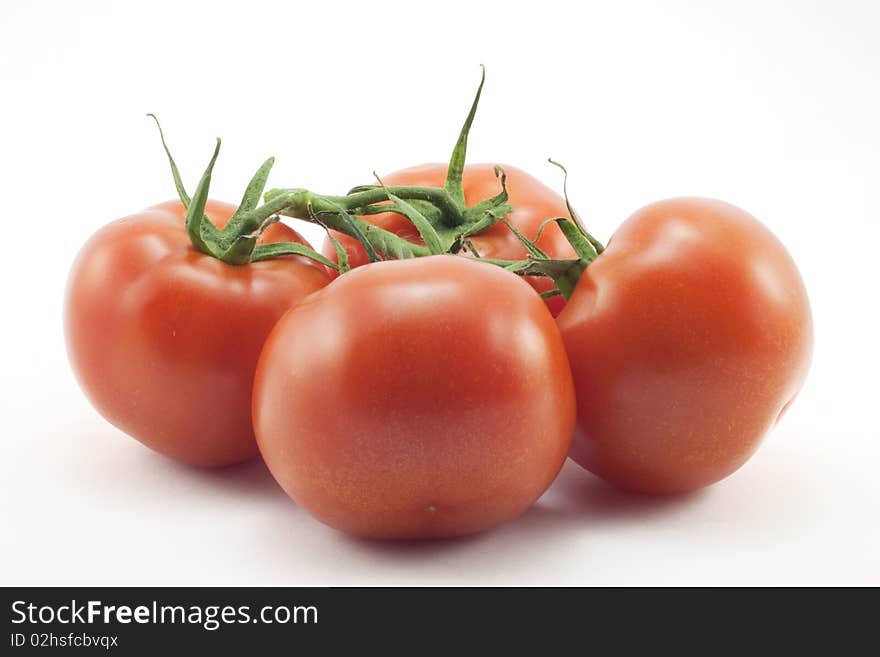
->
[[252, 256, 576, 539], [64, 120, 335, 467]]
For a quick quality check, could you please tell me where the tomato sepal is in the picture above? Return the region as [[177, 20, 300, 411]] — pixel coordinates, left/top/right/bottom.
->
[[148, 116, 340, 269], [261, 67, 514, 261]]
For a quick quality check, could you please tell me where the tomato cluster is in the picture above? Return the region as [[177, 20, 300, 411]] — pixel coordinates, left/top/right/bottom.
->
[[65, 73, 812, 539]]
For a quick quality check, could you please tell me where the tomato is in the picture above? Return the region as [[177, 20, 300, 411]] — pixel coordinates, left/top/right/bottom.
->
[[321, 163, 577, 315], [253, 256, 575, 538], [65, 199, 330, 467], [556, 198, 812, 494]]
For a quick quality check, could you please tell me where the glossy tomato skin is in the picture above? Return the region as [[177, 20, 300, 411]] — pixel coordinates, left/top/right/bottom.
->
[[557, 198, 812, 494], [65, 199, 330, 467], [253, 256, 576, 538], [321, 163, 576, 315]]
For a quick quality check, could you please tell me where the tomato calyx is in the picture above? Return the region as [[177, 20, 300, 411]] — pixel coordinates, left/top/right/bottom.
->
[[256, 68, 606, 299], [147, 66, 605, 297], [472, 162, 606, 300], [148, 114, 339, 269], [476, 220, 591, 300], [262, 66, 515, 260]]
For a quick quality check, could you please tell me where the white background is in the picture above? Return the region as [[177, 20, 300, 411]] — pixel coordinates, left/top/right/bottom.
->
[[1, 0, 878, 586]]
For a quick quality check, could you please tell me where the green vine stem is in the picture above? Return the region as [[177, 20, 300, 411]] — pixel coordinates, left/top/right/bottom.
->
[[257, 68, 606, 300], [547, 159, 604, 255], [262, 65, 512, 258], [472, 160, 607, 300], [252, 188, 434, 261], [147, 67, 606, 300], [477, 215, 599, 301], [149, 115, 340, 268]]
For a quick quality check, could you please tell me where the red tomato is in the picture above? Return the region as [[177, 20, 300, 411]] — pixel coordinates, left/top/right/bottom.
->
[[65, 199, 330, 467], [321, 163, 577, 315], [556, 198, 812, 493], [253, 256, 575, 538]]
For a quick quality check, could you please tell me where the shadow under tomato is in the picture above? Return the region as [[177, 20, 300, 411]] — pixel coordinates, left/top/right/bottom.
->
[[342, 462, 707, 560], [155, 450, 706, 530], [347, 527, 493, 555], [160, 455, 287, 500], [527, 460, 708, 526], [498, 479, 699, 552]]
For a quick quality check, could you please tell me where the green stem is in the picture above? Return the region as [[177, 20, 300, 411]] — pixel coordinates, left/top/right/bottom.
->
[[147, 113, 191, 208], [553, 260, 589, 300], [547, 158, 605, 255], [446, 65, 485, 204], [475, 255, 590, 301], [267, 184, 462, 228], [147, 69, 598, 280], [254, 67, 505, 259], [185, 138, 222, 257], [262, 189, 432, 258], [333, 186, 463, 226]]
